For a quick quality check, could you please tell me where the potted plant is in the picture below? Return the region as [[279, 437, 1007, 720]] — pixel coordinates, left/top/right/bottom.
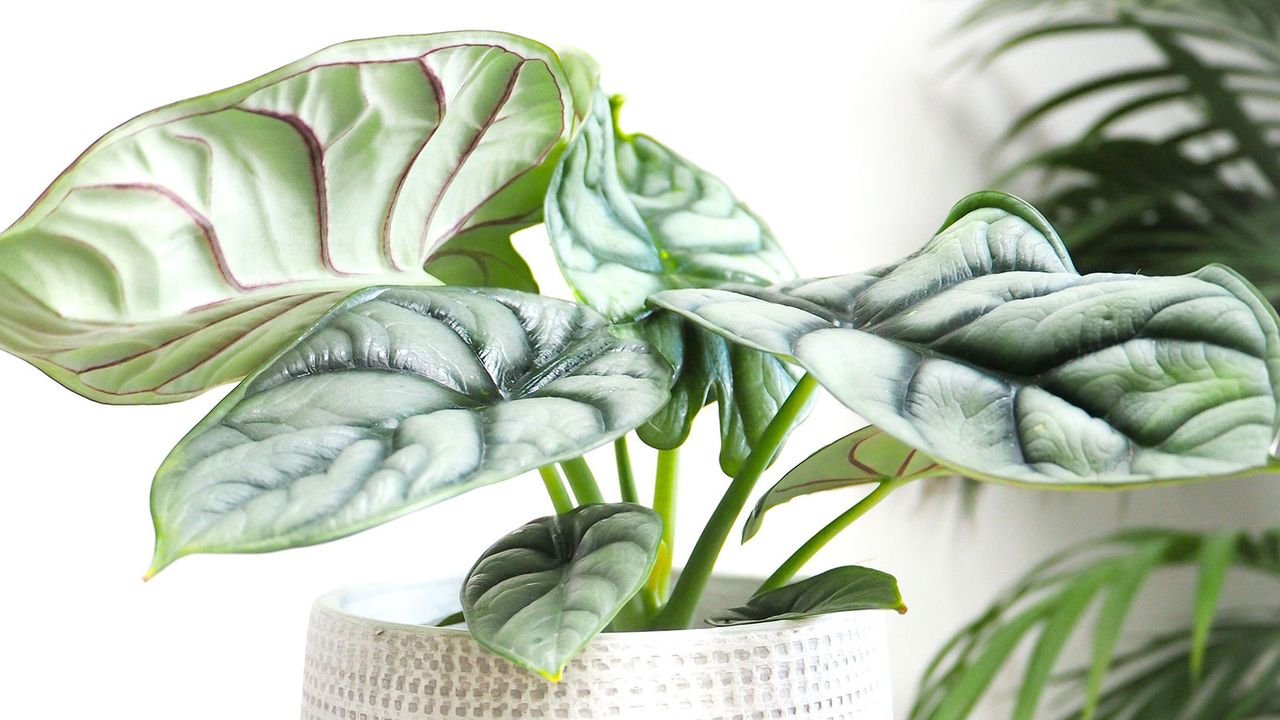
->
[[2, 30, 1278, 719]]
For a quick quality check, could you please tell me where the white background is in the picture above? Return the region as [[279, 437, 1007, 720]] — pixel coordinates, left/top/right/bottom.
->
[[1, 1, 1277, 717]]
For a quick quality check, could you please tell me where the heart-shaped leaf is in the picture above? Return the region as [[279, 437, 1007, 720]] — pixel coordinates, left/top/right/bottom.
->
[[625, 313, 804, 476], [707, 566, 905, 627], [652, 192, 1280, 487], [0, 33, 579, 404], [462, 503, 663, 680], [147, 287, 671, 574], [545, 89, 794, 322], [743, 426, 947, 542]]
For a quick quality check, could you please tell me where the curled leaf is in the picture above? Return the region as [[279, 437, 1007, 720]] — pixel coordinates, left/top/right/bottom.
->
[[545, 90, 793, 322]]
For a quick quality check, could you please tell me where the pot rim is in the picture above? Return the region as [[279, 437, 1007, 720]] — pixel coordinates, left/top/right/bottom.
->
[[315, 575, 891, 641]]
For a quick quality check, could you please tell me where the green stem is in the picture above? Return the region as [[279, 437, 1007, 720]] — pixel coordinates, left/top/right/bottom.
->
[[561, 456, 605, 505], [614, 437, 639, 504], [653, 447, 680, 598], [538, 465, 574, 514], [756, 478, 907, 594], [650, 374, 818, 630]]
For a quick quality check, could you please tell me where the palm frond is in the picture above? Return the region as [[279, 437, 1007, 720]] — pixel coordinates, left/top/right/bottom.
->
[[1056, 618, 1280, 720], [969, 0, 1280, 306], [910, 527, 1280, 720]]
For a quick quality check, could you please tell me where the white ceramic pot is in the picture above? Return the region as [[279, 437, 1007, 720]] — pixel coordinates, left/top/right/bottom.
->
[[301, 576, 894, 719]]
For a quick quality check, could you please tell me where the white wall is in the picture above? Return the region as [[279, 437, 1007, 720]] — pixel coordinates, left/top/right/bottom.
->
[[0, 1, 1275, 717]]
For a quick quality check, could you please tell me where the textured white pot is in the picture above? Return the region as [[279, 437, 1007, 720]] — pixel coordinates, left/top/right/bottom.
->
[[301, 576, 894, 719]]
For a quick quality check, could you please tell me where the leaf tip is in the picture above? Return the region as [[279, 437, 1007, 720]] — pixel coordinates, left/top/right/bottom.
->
[[897, 603, 909, 615]]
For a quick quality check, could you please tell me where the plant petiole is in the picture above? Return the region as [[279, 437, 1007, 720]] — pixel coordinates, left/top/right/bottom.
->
[[756, 477, 911, 594], [649, 374, 818, 629], [615, 436, 639, 504], [538, 465, 575, 514], [561, 456, 605, 505]]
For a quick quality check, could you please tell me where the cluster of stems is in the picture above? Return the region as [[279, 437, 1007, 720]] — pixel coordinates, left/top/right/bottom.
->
[[537, 373, 913, 630]]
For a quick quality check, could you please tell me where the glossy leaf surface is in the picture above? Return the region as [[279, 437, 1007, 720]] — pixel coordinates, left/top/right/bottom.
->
[[148, 287, 671, 573], [653, 192, 1280, 486], [462, 503, 662, 680], [545, 90, 793, 322], [0, 32, 575, 403], [743, 426, 946, 542], [707, 566, 905, 627]]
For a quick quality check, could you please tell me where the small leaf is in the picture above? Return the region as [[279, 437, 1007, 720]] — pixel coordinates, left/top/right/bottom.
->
[[148, 287, 671, 574], [0, 33, 579, 404], [707, 566, 905, 627], [653, 192, 1280, 488], [461, 503, 663, 680], [545, 90, 794, 322], [743, 425, 947, 542]]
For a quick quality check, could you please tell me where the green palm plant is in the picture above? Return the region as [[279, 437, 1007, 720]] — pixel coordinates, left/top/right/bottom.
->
[[970, 0, 1280, 304], [911, 3, 1280, 716], [912, 527, 1280, 720]]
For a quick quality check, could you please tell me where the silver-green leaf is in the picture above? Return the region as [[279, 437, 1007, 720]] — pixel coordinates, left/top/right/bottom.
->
[[545, 90, 794, 322], [0, 32, 577, 404], [147, 287, 671, 575], [743, 425, 946, 542], [707, 566, 906, 627], [652, 192, 1280, 487], [462, 503, 663, 680]]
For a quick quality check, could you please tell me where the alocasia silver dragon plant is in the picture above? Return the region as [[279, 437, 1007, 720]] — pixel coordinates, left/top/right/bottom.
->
[[3, 31, 1279, 684]]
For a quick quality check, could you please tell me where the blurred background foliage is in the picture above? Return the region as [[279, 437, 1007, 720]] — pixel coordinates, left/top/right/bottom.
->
[[915, 1, 1280, 716]]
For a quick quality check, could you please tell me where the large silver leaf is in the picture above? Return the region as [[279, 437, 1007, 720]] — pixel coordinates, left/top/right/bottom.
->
[[462, 503, 662, 680], [652, 192, 1280, 486], [0, 32, 577, 404], [545, 90, 794, 322], [147, 287, 671, 574]]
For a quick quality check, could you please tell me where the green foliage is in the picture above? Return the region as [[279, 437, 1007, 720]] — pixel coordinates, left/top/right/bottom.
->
[[0, 33, 581, 404], [545, 90, 793, 322], [624, 313, 806, 477], [911, 526, 1280, 720], [1057, 618, 1280, 720], [707, 566, 906, 627], [969, 0, 1280, 306], [147, 287, 671, 574], [743, 425, 946, 542], [546, 88, 803, 475], [653, 192, 1280, 488], [461, 503, 663, 680]]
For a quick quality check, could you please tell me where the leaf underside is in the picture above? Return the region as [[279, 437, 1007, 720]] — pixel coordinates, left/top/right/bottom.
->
[[0, 32, 576, 403], [707, 566, 906, 627], [462, 503, 663, 680], [652, 192, 1280, 487], [743, 425, 945, 542], [148, 286, 671, 573]]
